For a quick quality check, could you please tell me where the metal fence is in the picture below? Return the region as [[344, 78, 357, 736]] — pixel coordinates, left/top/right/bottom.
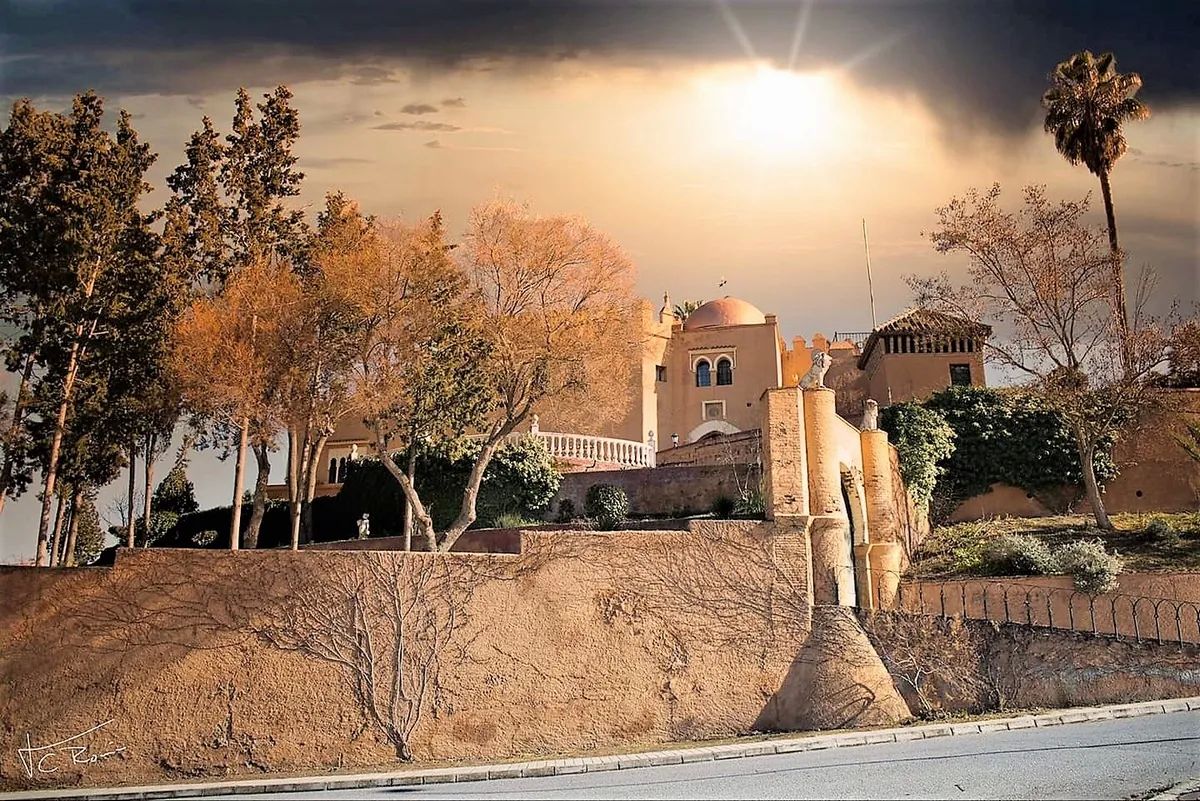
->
[[846, 568, 1200, 647]]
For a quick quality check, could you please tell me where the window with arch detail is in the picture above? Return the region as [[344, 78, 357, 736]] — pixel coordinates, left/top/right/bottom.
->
[[695, 360, 712, 387], [328, 457, 337, 484], [716, 358, 733, 386]]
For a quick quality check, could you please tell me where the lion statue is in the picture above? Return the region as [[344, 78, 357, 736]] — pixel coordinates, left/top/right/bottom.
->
[[799, 351, 832, 390]]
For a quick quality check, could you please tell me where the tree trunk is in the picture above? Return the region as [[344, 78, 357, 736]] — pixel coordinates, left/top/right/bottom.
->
[[35, 336, 83, 565], [125, 439, 137, 548], [439, 437, 503, 553], [244, 441, 271, 549], [1098, 170, 1131, 372], [48, 492, 67, 567], [402, 448, 416, 552], [229, 416, 249, 550], [287, 427, 302, 551], [0, 352, 35, 515], [372, 427, 435, 548], [64, 486, 83, 567], [300, 432, 329, 544], [1076, 430, 1113, 531], [141, 432, 157, 543]]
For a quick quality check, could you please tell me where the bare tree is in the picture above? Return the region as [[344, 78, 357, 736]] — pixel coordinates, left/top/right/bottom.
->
[[912, 185, 1172, 530]]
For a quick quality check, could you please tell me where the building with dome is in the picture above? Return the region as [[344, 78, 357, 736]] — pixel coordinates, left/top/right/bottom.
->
[[282, 293, 987, 498]]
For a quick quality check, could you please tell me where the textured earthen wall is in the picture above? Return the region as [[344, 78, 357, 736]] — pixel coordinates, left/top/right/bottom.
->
[[898, 573, 1200, 644], [550, 463, 759, 518], [3, 523, 898, 792], [863, 611, 1200, 714]]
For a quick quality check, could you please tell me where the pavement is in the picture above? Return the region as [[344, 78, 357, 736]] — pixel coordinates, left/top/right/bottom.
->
[[4, 698, 1199, 800]]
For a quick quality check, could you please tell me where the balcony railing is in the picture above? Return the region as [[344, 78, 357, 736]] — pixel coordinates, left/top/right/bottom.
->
[[520, 430, 655, 469]]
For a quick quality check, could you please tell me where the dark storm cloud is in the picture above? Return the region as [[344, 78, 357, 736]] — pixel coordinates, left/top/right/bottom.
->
[[1, 0, 1196, 135]]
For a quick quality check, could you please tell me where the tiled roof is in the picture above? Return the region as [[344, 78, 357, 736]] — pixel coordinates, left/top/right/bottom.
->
[[857, 308, 991, 367]]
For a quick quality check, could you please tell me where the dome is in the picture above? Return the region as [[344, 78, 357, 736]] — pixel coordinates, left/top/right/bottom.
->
[[683, 296, 767, 330]]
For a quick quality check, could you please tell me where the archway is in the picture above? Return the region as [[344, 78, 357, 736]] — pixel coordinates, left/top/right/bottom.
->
[[686, 419, 740, 443]]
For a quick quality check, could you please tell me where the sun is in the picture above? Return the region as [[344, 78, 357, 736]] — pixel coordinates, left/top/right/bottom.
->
[[698, 64, 841, 157]]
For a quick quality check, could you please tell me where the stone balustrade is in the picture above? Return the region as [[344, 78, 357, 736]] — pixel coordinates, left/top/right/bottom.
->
[[522, 431, 655, 469]]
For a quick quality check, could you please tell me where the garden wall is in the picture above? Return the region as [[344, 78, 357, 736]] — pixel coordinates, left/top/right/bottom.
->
[[550, 463, 759, 518], [897, 572, 1200, 644], [863, 612, 1200, 715], [1, 521, 905, 792]]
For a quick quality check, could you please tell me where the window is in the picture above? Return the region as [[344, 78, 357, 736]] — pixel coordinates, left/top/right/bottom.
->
[[949, 363, 972, 386], [696, 360, 712, 387], [655, 365, 667, 382], [703, 401, 725, 420], [716, 358, 733, 385], [328, 458, 337, 484]]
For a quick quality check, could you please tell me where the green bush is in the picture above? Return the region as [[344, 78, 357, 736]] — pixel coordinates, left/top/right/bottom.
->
[[983, 533, 1056, 576], [1139, 517, 1181, 547], [711, 495, 736, 519], [911, 520, 995, 576], [555, 498, 577, 523], [734, 488, 766, 519], [492, 511, 539, 529], [584, 484, 629, 529], [878, 402, 956, 510], [1056, 538, 1122, 594]]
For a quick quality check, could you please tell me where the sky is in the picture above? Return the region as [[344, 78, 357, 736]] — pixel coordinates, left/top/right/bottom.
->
[[0, 0, 1197, 561]]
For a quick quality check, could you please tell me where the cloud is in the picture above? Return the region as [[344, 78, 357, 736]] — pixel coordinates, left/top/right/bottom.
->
[[374, 120, 461, 132], [441, 96, 467, 108], [302, 155, 374, 168], [401, 102, 439, 115], [1, 1, 1196, 137], [424, 139, 442, 148]]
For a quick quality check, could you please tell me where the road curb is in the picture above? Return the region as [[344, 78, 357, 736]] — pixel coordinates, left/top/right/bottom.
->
[[1151, 776, 1200, 801], [5, 697, 1199, 800]]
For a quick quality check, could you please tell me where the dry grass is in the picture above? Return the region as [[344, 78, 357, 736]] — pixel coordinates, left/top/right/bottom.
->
[[910, 512, 1200, 578]]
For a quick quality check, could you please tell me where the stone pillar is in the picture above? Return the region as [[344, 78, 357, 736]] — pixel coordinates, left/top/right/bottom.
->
[[857, 428, 903, 609], [761, 388, 809, 520], [803, 388, 852, 605]]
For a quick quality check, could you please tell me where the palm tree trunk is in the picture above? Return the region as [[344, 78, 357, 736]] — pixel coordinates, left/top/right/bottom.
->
[[1098, 170, 1131, 372], [229, 416, 249, 550]]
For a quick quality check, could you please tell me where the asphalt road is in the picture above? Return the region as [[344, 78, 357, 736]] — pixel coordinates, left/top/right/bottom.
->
[[199, 711, 1200, 800]]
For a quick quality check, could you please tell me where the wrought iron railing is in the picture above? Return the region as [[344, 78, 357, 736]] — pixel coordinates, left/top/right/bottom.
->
[[842, 568, 1200, 647]]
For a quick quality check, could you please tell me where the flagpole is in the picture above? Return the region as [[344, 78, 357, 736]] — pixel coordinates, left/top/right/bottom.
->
[[862, 218, 878, 329]]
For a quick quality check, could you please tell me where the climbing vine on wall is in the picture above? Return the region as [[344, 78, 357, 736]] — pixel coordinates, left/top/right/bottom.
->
[[878, 402, 956, 511]]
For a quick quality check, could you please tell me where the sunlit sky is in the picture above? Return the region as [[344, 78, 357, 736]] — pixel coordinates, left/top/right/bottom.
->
[[1, 0, 1197, 560]]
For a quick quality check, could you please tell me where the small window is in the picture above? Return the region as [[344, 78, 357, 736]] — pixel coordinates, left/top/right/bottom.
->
[[949, 363, 972, 386], [716, 358, 733, 386], [703, 401, 724, 420], [696, 360, 712, 387], [328, 458, 337, 484], [655, 365, 667, 382]]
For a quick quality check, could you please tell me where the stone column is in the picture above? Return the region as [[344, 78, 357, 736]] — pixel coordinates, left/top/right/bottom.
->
[[803, 387, 853, 605], [761, 388, 809, 520], [859, 428, 903, 609]]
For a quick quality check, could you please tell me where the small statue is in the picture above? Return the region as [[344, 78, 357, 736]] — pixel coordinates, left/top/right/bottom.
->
[[356, 513, 370, 540], [861, 399, 879, 431], [349, 443, 359, 461], [530, 414, 540, 435], [799, 351, 832, 390]]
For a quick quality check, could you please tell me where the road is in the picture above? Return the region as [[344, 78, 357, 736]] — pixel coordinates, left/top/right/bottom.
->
[[198, 711, 1200, 800]]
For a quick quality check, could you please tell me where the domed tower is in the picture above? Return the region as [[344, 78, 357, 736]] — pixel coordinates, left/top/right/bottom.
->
[[657, 296, 783, 444]]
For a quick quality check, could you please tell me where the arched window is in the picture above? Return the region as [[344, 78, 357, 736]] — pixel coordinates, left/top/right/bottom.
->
[[716, 358, 733, 386], [696, 360, 712, 387], [328, 457, 337, 484], [337, 457, 347, 483]]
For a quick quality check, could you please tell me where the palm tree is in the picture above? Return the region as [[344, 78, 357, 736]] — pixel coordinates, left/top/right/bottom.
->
[[1042, 50, 1151, 346], [673, 300, 705, 321]]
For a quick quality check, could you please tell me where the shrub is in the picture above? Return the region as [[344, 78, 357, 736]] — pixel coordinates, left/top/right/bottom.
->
[[1056, 538, 1121, 594], [584, 484, 629, 529], [983, 534, 1056, 576], [711, 495, 736, 519], [734, 488, 766, 519], [555, 498, 577, 523], [1139, 518, 1181, 547], [192, 529, 218, 547], [878, 402, 955, 510], [912, 520, 996, 576], [493, 511, 539, 529]]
